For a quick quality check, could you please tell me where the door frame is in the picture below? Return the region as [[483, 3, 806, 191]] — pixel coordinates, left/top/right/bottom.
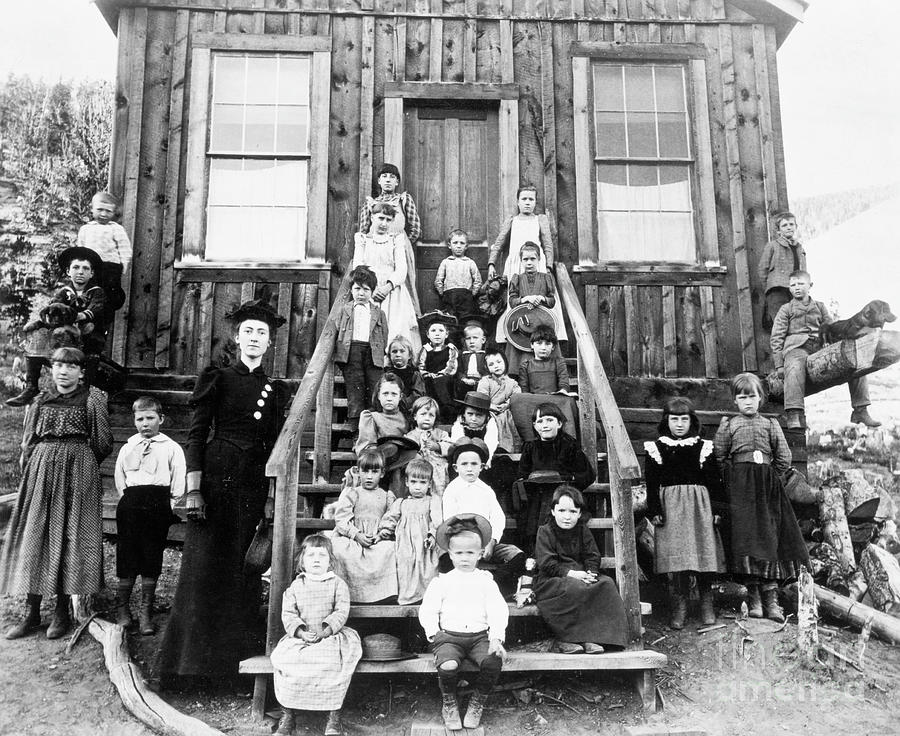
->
[[382, 82, 520, 216]]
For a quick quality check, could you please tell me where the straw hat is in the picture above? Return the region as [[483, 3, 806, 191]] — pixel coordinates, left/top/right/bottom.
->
[[57, 246, 103, 276], [503, 304, 560, 352], [418, 309, 458, 332], [435, 513, 493, 551], [360, 633, 417, 662]]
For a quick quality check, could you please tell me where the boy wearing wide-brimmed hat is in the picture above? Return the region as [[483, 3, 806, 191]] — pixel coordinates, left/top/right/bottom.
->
[[448, 390, 499, 466], [419, 513, 509, 730], [441, 439, 526, 596]]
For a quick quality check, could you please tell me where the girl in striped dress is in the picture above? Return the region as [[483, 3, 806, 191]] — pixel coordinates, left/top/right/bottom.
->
[[1, 347, 113, 640]]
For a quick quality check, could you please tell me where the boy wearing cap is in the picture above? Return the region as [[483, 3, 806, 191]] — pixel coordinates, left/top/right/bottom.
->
[[442, 439, 526, 595], [419, 513, 508, 730], [417, 310, 460, 422]]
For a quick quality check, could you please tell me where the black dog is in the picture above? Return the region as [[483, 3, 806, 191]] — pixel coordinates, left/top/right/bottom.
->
[[821, 299, 896, 343]]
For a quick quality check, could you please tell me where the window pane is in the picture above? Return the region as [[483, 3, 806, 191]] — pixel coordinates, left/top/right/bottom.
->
[[597, 212, 633, 260], [213, 56, 245, 104], [267, 208, 307, 260], [593, 65, 624, 111], [654, 67, 685, 112], [658, 112, 689, 158], [210, 104, 244, 152], [655, 213, 695, 260], [276, 105, 310, 154], [272, 160, 308, 207], [244, 105, 277, 153], [245, 57, 278, 104], [659, 165, 692, 210], [627, 165, 659, 211], [279, 57, 310, 105], [624, 66, 654, 111], [205, 206, 246, 261], [626, 112, 657, 157], [241, 159, 278, 206], [596, 164, 629, 211], [208, 159, 244, 206], [595, 111, 627, 157]]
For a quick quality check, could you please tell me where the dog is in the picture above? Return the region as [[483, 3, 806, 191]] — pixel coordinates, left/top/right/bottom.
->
[[821, 300, 896, 343]]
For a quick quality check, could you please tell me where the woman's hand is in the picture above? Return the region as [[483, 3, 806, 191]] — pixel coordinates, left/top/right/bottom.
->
[[374, 284, 393, 302], [650, 515, 664, 527], [185, 490, 206, 522], [487, 264, 497, 280], [356, 532, 375, 548], [377, 529, 393, 542], [299, 628, 320, 643], [567, 570, 597, 584]]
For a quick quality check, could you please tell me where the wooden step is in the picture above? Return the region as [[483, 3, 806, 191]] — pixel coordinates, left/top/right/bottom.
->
[[305, 450, 608, 464], [240, 648, 666, 675], [346, 602, 652, 618], [287, 517, 616, 531], [294, 482, 612, 495]]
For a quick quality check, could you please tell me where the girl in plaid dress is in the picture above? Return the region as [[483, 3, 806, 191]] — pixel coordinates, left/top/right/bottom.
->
[[271, 534, 362, 736], [1, 347, 113, 640]]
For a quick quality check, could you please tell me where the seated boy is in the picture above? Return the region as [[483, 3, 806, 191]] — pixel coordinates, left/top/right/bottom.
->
[[449, 391, 499, 466], [419, 512, 508, 730], [441, 438, 525, 595], [114, 396, 186, 634], [7, 246, 110, 407], [758, 211, 806, 329], [332, 265, 389, 431], [455, 321, 488, 398], [771, 270, 878, 428], [434, 229, 482, 324]]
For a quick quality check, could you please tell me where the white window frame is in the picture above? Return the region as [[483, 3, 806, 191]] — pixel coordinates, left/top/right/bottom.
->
[[180, 33, 331, 267], [573, 44, 719, 269]]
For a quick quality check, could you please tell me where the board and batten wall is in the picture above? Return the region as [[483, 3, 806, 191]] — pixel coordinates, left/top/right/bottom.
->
[[107, 0, 788, 380]]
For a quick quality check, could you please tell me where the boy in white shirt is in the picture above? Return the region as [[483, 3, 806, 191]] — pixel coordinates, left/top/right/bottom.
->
[[114, 396, 186, 634], [441, 438, 525, 595], [419, 513, 508, 730]]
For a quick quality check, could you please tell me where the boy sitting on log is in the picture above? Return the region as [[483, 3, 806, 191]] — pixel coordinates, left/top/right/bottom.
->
[[771, 270, 879, 429]]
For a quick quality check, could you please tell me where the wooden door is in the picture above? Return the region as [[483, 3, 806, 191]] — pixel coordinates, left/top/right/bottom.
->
[[403, 102, 500, 314]]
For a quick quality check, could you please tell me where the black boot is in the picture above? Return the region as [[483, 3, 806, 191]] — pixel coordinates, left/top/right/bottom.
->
[[324, 709, 343, 736], [5, 594, 42, 639], [46, 595, 71, 639], [6, 358, 42, 407], [138, 578, 157, 635], [115, 578, 134, 628], [275, 707, 295, 735], [439, 667, 462, 731], [668, 573, 686, 630], [698, 576, 717, 626], [762, 584, 785, 623]]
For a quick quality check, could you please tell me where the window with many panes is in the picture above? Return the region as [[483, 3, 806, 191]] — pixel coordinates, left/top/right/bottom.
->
[[205, 54, 311, 261], [592, 63, 695, 262], [181, 35, 330, 266]]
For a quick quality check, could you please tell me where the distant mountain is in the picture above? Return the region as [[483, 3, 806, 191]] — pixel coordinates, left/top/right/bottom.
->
[[793, 183, 900, 243]]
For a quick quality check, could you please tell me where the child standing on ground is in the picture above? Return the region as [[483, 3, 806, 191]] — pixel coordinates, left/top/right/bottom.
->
[[77, 190, 132, 310], [113, 396, 186, 635], [332, 265, 389, 432], [435, 229, 482, 323], [758, 211, 805, 329], [644, 397, 725, 629], [534, 486, 628, 653], [405, 396, 452, 496], [419, 513, 508, 730], [770, 270, 879, 429], [713, 373, 809, 622], [271, 533, 362, 736], [417, 311, 459, 422], [477, 348, 521, 453], [385, 335, 426, 416], [330, 447, 399, 603], [442, 439, 526, 595], [1, 347, 113, 640], [456, 321, 489, 398], [379, 458, 443, 604]]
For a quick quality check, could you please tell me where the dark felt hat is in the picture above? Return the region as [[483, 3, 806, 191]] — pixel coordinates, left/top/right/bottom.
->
[[435, 513, 493, 551], [226, 299, 287, 331], [418, 309, 458, 332], [847, 498, 880, 524], [522, 470, 568, 489], [455, 391, 494, 414], [503, 304, 560, 353], [57, 246, 103, 276], [360, 633, 417, 662], [375, 435, 420, 473], [448, 437, 490, 466]]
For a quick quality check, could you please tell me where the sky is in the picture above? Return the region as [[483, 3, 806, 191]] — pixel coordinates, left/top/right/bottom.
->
[[0, 0, 897, 200]]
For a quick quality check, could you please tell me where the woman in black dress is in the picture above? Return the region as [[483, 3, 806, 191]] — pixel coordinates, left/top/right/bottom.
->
[[155, 300, 288, 688]]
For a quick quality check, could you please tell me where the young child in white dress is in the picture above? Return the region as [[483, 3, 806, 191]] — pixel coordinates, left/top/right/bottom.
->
[[271, 533, 362, 736], [330, 447, 399, 603], [477, 347, 521, 452], [379, 458, 443, 604], [405, 396, 452, 495]]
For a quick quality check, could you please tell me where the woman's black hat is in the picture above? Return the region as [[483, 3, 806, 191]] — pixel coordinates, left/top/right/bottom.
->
[[226, 299, 287, 331]]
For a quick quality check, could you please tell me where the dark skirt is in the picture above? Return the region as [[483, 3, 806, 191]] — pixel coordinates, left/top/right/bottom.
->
[[725, 463, 809, 580], [534, 573, 628, 647], [154, 440, 269, 683], [116, 485, 176, 579]]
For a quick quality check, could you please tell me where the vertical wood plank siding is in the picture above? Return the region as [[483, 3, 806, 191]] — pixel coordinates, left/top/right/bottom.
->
[[113, 2, 787, 381]]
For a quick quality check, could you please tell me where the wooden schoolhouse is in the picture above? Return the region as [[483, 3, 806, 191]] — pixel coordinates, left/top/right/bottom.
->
[[93, 0, 807, 718]]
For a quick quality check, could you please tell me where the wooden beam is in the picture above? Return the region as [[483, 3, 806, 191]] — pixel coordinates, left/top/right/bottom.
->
[[172, 266, 328, 283], [572, 55, 594, 264], [190, 32, 332, 51], [383, 81, 520, 99], [752, 24, 778, 229], [690, 59, 720, 265], [699, 285, 719, 377], [498, 99, 520, 213], [608, 442, 644, 648], [662, 284, 677, 376], [273, 283, 293, 378], [578, 349, 599, 477], [195, 282, 214, 368], [719, 24, 758, 371], [428, 0, 443, 82], [357, 14, 376, 218], [181, 45, 211, 262], [384, 96, 404, 171], [555, 264, 641, 479], [538, 21, 558, 227]]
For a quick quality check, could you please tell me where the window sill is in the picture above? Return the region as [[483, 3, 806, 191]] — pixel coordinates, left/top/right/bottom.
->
[[174, 260, 331, 283], [572, 263, 726, 285]]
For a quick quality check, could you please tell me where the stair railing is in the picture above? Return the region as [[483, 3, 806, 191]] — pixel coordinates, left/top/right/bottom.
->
[[555, 264, 645, 648], [264, 272, 350, 655]]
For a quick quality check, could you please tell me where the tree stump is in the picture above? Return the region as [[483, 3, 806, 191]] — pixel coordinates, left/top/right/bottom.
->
[[819, 485, 868, 600], [797, 566, 818, 665]]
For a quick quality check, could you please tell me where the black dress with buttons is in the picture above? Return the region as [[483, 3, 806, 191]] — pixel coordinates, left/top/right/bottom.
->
[[155, 361, 288, 683]]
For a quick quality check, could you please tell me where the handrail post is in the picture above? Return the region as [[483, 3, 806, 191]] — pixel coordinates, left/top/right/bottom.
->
[[266, 448, 300, 655], [607, 444, 643, 649]]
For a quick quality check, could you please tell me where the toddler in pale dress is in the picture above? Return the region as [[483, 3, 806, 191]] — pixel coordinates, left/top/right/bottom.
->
[[476, 347, 521, 452], [405, 396, 452, 496]]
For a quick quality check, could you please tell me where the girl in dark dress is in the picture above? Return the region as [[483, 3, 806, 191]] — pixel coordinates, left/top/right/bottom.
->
[[534, 486, 627, 653], [154, 300, 288, 688]]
